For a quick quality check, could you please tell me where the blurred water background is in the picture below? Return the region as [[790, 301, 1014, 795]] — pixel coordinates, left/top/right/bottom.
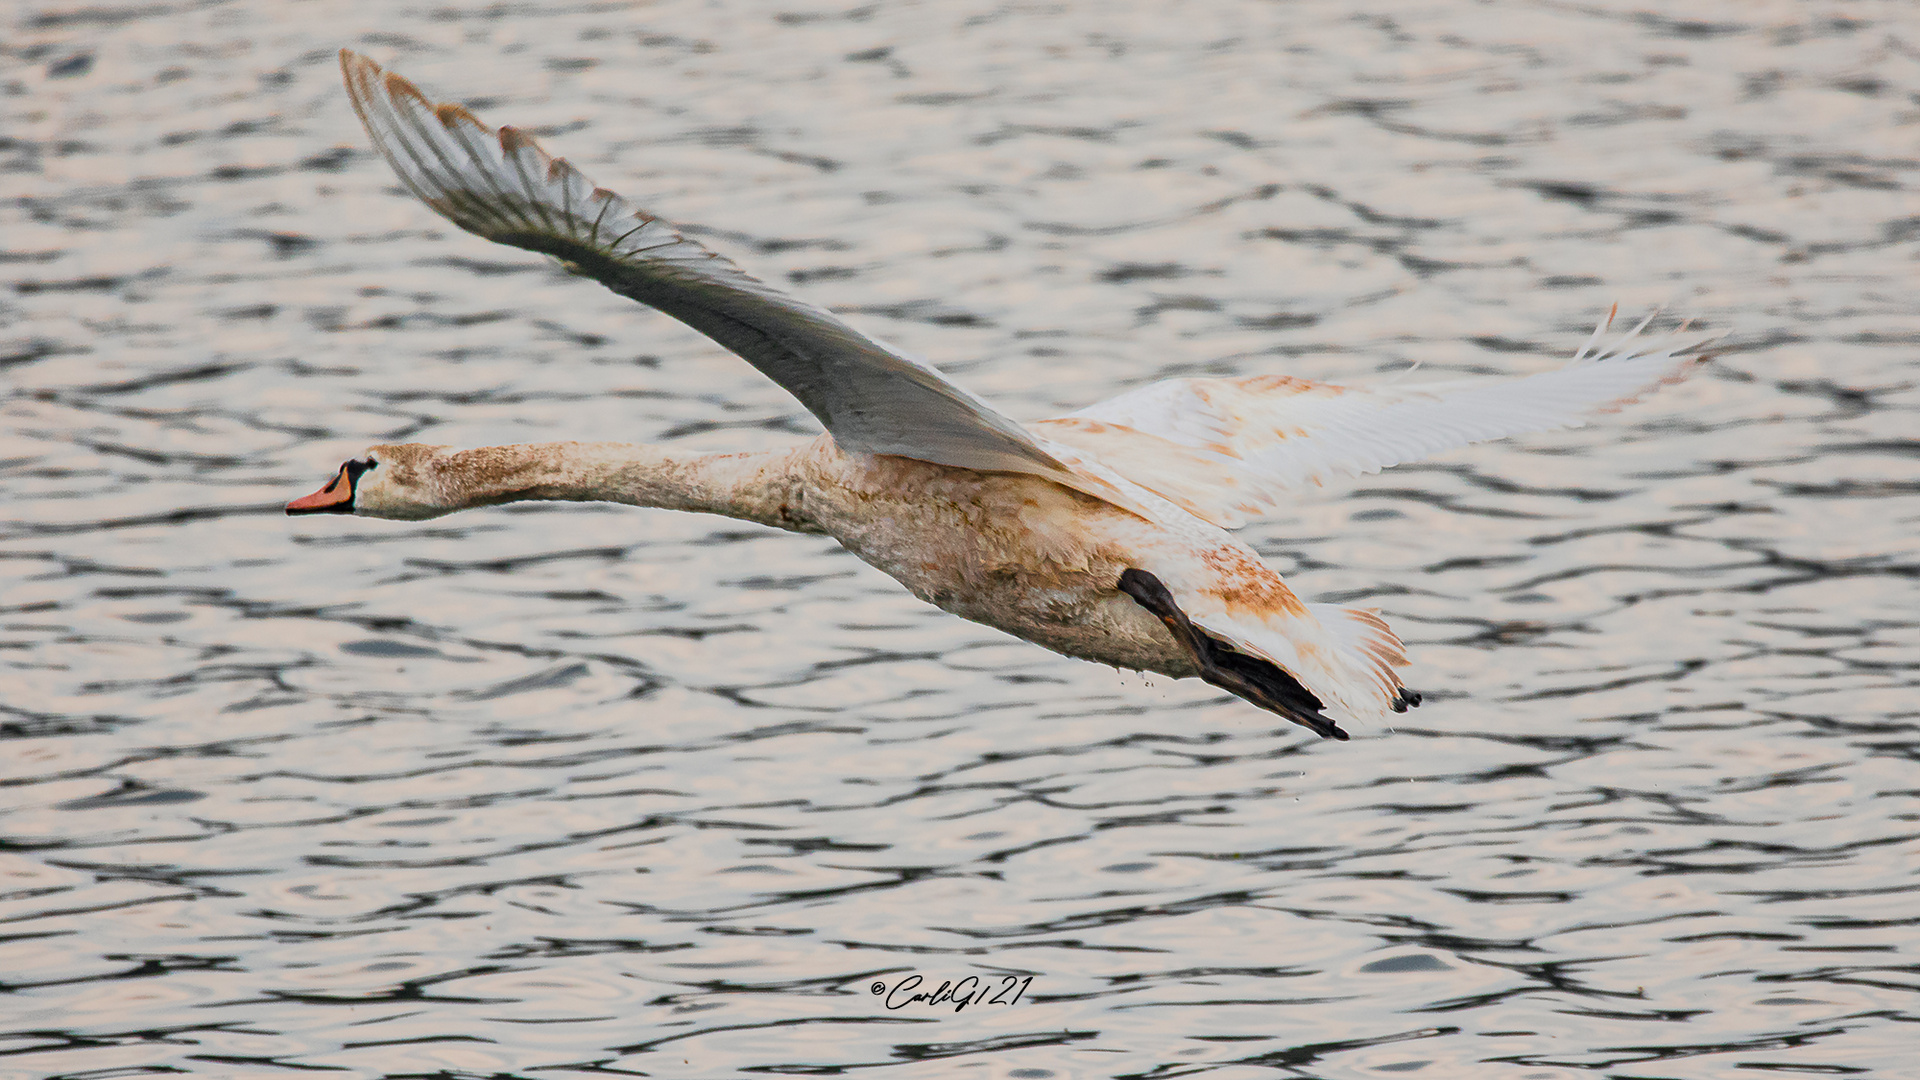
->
[[3, 0, 1917, 1076]]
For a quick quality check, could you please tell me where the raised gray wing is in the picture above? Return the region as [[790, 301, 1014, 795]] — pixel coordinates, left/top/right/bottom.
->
[[339, 50, 1075, 480]]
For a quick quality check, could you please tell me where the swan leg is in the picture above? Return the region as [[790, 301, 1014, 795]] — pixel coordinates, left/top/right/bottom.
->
[[1117, 569, 1349, 741]]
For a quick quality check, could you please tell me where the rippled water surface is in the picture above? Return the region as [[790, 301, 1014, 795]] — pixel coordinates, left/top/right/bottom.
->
[[4, 0, 1917, 1076]]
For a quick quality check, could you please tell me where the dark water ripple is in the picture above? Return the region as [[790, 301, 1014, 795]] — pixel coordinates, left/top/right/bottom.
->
[[4, 0, 1917, 1076]]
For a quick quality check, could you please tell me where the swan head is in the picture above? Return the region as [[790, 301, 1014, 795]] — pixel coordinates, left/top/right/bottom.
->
[[285, 443, 456, 520]]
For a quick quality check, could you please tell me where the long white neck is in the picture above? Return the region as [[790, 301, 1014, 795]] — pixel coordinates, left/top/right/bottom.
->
[[400, 441, 822, 532]]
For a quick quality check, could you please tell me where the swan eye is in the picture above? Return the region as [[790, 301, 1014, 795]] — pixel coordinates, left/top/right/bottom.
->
[[343, 458, 376, 483]]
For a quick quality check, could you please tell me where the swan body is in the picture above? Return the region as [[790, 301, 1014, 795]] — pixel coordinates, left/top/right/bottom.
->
[[292, 52, 1719, 740]]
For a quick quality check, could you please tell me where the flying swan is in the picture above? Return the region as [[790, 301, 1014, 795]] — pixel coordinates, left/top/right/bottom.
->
[[290, 51, 1717, 740]]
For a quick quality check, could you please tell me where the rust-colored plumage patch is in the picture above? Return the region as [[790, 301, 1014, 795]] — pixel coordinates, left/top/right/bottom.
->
[[1198, 545, 1308, 619], [435, 101, 483, 130], [1345, 607, 1410, 670], [497, 124, 535, 152], [382, 69, 428, 108], [1230, 373, 1342, 397]]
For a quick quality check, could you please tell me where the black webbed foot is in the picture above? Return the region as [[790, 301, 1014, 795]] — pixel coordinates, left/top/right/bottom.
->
[[1117, 568, 1349, 740]]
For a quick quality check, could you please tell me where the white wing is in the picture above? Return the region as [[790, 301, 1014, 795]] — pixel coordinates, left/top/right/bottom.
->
[[338, 50, 1079, 483], [1033, 313, 1720, 529]]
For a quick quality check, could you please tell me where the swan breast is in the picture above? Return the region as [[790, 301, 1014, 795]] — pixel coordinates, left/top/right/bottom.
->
[[798, 446, 1194, 674]]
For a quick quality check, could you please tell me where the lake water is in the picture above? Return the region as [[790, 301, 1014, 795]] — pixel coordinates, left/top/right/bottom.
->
[[3, 0, 1916, 1076]]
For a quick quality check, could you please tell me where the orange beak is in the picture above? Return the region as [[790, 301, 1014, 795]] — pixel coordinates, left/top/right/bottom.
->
[[286, 464, 357, 515]]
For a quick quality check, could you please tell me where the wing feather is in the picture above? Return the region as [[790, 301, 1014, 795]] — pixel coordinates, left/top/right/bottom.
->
[[1037, 314, 1719, 528], [338, 50, 1077, 482]]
